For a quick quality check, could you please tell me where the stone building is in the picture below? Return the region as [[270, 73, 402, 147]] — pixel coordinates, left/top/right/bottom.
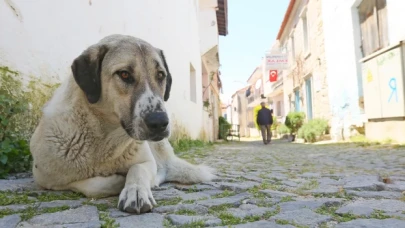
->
[[275, 0, 331, 122]]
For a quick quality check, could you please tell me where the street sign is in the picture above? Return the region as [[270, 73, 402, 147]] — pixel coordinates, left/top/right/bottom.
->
[[269, 70, 278, 82], [265, 53, 288, 70]]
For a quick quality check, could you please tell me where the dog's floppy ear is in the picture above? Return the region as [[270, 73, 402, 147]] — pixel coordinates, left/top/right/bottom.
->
[[157, 49, 172, 101], [71, 45, 108, 104]]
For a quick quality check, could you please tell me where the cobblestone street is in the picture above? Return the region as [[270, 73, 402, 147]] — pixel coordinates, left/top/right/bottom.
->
[[2, 139, 405, 228]]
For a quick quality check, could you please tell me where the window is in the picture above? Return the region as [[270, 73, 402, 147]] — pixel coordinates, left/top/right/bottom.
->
[[305, 78, 313, 120], [291, 36, 296, 62], [190, 64, 196, 103], [302, 14, 309, 54], [294, 90, 300, 111], [358, 0, 388, 57], [276, 101, 282, 116]]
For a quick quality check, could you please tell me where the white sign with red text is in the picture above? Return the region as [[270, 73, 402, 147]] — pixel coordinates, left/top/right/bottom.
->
[[265, 53, 288, 70]]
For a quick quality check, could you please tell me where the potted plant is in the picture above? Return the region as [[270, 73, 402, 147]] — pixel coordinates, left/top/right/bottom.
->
[[284, 111, 306, 142]]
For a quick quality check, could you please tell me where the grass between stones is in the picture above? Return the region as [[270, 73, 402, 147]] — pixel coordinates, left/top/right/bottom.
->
[[156, 197, 183, 206], [279, 196, 295, 203], [207, 203, 281, 226], [312, 190, 354, 200], [0, 191, 35, 206], [175, 209, 198, 216], [212, 190, 236, 199], [84, 201, 119, 228], [0, 190, 120, 227], [0, 205, 70, 220], [163, 218, 206, 228], [314, 205, 393, 222], [35, 192, 84, 202], [275, 219, 309, 228]]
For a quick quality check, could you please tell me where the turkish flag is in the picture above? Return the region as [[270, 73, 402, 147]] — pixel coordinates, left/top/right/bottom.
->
[[269, 70, 278, 82]]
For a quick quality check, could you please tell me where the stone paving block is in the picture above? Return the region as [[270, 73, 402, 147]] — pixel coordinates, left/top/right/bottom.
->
[[152, 203, 209, 214], [180, 192, 211, 201], [385, 181, 405, 192], [0, 178, 38, 191], [214, 220, 296, 228], [342, 175, 386, 191], [271, 208, 332, 227], [38, 200, 84, 209], [226, 204, 275, 218], [219, 181, 260, 193], [259, 190, 298, 198], [153, 188, 185, 201], [199, 189, 225, 196], [336, 199, 405, 216], [335, 218, 405, 228], [278, 198, 343, 212], [0, 214, 21, 228], [310, 186, 340, 195], [23, 205, 100, 227], [174, 183, 216, 192], [240, 174, 263, 182], [300, 172, 321, 178], [281, 180, 298, 187], [0, 204, 34, 212], [108, 208, 133, 218], [246, 198, 277, 206], [19, 221, 101, 228], [197, 193, 251, 207], [115, 213, 164, 228], [167, 214, 221, 227], [345, 190, 402, 199], [317, 177, 343, 185], [266, 173, 288, 180]]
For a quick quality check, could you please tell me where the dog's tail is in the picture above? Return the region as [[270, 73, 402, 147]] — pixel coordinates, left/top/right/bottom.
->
[[164, 156, 216, 184]]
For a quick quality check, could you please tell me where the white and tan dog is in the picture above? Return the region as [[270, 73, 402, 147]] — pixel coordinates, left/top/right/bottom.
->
[[30, 34, 215, 214]]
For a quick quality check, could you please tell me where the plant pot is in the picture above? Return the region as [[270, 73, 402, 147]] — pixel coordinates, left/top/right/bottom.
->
[[288, 135, 296, 142]]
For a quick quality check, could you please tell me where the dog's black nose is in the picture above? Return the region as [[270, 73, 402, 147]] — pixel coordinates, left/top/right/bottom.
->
[[144, 112, 169, 133]]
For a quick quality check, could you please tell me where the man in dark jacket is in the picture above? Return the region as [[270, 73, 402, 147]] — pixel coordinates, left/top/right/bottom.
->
[[256, 102, 273, 144]]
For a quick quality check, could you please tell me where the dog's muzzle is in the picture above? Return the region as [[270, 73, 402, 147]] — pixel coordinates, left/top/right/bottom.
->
[[144, 112, 169, 141]]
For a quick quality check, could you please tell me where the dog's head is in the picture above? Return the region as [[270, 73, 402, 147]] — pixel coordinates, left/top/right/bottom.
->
[[71, 34, 172, 141]]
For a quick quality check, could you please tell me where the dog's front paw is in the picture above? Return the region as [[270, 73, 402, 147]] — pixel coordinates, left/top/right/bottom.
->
[[118, 184, 156, 214]]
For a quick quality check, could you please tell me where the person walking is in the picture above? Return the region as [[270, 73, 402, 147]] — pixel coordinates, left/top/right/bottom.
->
[[256, 102, 273, 145]]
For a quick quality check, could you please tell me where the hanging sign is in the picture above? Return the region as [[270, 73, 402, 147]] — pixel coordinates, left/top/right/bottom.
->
[[265, 53, 288, 70], [269, 70, 278, 82]]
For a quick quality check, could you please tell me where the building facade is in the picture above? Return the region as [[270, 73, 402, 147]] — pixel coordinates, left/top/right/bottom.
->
[[322, 0, 405, 142], [275, 0, 331, 125], [230, 86, 250, 137], [0, 0, 228, 141]]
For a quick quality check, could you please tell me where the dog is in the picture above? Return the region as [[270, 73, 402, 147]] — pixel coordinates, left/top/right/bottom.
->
[[30, 34, 216, 214]]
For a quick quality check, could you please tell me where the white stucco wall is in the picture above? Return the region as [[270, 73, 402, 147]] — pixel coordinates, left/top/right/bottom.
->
[[322, 0, 364, 140], [0, 0, 209, 139], [199, 8, 219, 55]]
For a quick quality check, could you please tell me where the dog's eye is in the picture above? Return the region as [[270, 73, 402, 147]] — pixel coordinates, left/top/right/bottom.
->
[[117, 71, 134, 84], [157, 71, 166, 81]]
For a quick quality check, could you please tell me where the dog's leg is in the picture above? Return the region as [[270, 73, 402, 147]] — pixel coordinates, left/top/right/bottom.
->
[[150, 139, 216, 185], [67, 174, 126, 198], [118, 149, 158, 214]]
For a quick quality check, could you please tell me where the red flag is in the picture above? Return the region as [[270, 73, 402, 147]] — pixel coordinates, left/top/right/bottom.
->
[[269, 70, 278, 82]]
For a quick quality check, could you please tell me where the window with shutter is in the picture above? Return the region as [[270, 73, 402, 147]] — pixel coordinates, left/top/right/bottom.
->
[[358, 0, 389, 57]]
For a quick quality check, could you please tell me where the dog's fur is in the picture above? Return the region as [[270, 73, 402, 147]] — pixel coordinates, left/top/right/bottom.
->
[[30, 34, 215, 214]]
